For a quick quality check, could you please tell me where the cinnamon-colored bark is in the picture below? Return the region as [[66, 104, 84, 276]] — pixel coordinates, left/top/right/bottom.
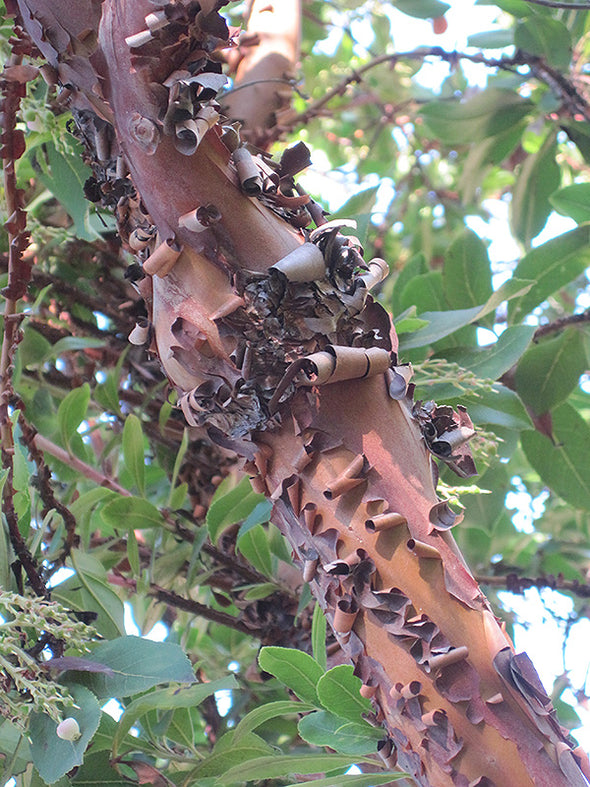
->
[[13, 1, 590, 785]]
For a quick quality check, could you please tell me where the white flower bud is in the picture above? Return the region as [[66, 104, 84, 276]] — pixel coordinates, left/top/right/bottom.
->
[[56, 718, 81, 741]]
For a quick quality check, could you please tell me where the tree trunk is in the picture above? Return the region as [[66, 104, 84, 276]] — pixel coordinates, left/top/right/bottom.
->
[[13, 1, 590, 784]]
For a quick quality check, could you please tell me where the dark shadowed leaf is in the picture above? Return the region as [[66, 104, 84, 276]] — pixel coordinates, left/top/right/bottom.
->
[[510, 132, 560, 246], [515, 17, 571, 70], [122, 414, 145, 496]]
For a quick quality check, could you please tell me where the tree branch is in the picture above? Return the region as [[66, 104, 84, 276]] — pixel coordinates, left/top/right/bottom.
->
[[533, 309, 590, 341], [478, 572, 590, 599]]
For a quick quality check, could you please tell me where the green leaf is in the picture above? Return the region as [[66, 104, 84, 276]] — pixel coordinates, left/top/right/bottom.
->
[[467, 29, 514, 48], [52, 549, 125, 639], [71, 751, 131, 786], [461, 384, 532, 430], [113, 676, 236, 755], [168, 426, 189, 506], [35, 141, 95, 241], [329, 186, 378, 245], [514, 329, 587, 415], [522, 403, 590, 510], [392, 0, 450, 18], [550, 183, 590, 223], [420, 89, 533, 145], [258, 647, 324, 704], [190, 731, 276, 779], [508, 225, 590, 322], [122, 414, 145, 496], [213, 753, 373, 785], [515, 17, 571, 70], [237, 524, 273, 576], [393, 306, 430, 335], [57, 383, 90, 449], [399, 279, 533, 351], [100, 495, 165, 531], [126, 528, 140, 576], [443, 230, 492, 310], [311, 602, 327, 671], [510, 132, 560, 246], [444, 325, 536, 381], [298, 710, 382, 755], [233, 700, 314, 744], [18, 326, 51, 367], [316, 665, 372, 722], [46, 337, 105, 360], [281, 775, 406, 787], [400, 271, 445, 314], [30, 685, 100, 785], [78, 636, 195, 699], [392, 253, 427, 317], [207, 475, 265, 543], [238, 499, 273, 538]]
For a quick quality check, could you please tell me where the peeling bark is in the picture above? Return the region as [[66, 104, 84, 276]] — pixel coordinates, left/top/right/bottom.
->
[[13, 1, 590, 785]]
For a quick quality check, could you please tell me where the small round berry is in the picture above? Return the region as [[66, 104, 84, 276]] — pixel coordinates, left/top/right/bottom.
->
[[56, 718, 81, 741]]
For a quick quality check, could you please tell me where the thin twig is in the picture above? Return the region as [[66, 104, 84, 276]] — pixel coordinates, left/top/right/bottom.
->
[[522, 0, 590, 8], [32, 433, 130, 496], [478, 573, 590, 598], [533, 309, 590, 340], [108, 574, 265, 637]]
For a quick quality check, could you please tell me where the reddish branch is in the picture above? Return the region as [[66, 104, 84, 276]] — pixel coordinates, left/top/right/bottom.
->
[[0, 35, 46, 596]]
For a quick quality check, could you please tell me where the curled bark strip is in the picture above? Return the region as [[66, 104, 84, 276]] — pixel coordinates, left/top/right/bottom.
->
[[179, 203, 222, 233], [302, 557, 318, 582], [426, 646, 469, 673], [386, 364, 414, 399], [302, 345, 391, 386], [129, 225, 156, 250], [407, 538, 443, 560], [429, 501, 459, 531], [125, 29, 153, 48], [233, 147, 263, 194], [323, 453, 368, 500], [143, 238, 182, 277], [269, 242, 326, 282], [333, 596, 358, 635], [365, 511, 407, 532], [357, 257, 389, 290], [128, 319, 151, 345]]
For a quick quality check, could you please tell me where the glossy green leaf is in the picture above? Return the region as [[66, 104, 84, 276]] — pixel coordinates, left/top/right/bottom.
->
[[462, 384, 532, 431], [78, 636, 195, 698], [212, 753, 372, 785], [522, 403, 590, 510], [113, 676, 236, 755], [510, 132, 560, 246], [550, 183, 590, 223], [444, 325, 535, 381], [420, 89, 533, 145], [508, 225, 590, 322], [57, 383, 90, 449], [281, 775, 406, 787], [18, 326, 51, 367], [30, 685, 100, 785], [47, 337, 105, 359], [233, 700, 314, 743], [207, 475, 266, 542], [190, 731, 276, 779], [316, 665, 372, 722], [237, 524, 273, 576], [393, 305, 430, 335], [100, 495, 164, 531], [122, 414, 145, 496], [298, 710, 382, 755], [515, 17, 571, 70], [443, 230, 492, 309], [514, 329, 587, 415], [400, 271, 445, 314], [258, 646, 324, 704]]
